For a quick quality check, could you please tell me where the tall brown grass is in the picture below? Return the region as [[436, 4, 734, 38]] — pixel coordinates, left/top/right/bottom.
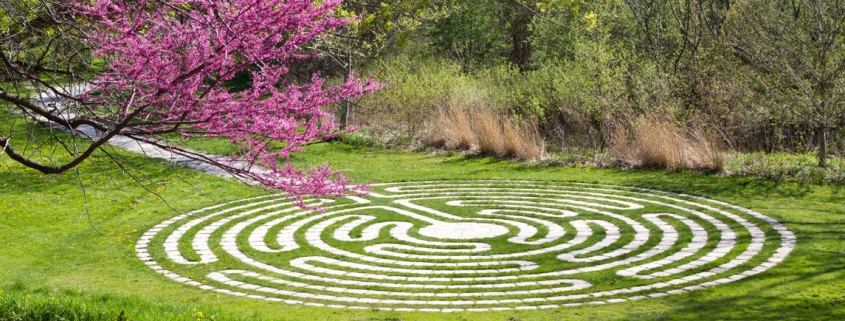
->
[[425, 102, 475, 150], [425, 102, 544, 160], [612, 116, 724, 171], [501, 117, 543, 159], [470, 108, 505, 156]]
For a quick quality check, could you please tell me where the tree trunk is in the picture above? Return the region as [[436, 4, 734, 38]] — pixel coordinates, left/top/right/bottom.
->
[[339, 24, 353, 129], [818, 126, 827, 167], [339, 99, 349, 129], [505, 1, 533, 69]]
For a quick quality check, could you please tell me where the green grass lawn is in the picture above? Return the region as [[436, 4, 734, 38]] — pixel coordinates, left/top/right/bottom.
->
[[1, 137, 845, 320]]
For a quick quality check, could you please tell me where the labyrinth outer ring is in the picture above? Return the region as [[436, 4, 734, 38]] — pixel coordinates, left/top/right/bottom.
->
[[136, 181, 796, 312]]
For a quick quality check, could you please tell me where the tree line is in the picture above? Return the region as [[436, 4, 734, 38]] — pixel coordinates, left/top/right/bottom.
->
[[317, 0, 845, 166]]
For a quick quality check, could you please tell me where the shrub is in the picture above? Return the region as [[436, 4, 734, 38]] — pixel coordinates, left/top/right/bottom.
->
[[348, 51, 478, 146]]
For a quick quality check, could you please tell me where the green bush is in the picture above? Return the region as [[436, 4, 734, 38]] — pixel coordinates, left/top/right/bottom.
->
[[350, 49, 485, 145]]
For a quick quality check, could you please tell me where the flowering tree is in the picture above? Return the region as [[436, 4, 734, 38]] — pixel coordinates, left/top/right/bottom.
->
[[0, 0, 380, 198]]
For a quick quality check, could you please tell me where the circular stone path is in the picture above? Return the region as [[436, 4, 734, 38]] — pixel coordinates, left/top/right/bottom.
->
[[136, 181, 795, 312]]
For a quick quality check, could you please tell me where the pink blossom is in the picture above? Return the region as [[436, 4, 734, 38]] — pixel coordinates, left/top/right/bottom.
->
[[75, 0, 382, 200]]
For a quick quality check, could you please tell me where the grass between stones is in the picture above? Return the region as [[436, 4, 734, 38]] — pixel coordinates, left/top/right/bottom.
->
[[1, 137, 844, 320]]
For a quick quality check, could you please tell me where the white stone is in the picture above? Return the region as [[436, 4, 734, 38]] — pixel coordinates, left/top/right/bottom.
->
[[418, 222, 509, 240], [136, 180, 795, 312]]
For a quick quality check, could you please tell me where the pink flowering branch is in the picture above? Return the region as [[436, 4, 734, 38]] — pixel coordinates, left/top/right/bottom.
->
[[1, 0, 382, 201]]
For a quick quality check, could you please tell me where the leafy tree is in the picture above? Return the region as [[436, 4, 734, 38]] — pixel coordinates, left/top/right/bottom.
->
[[529, 0, 590, 63], [0, 0, 380, 199], [334, 0, 429, 61], [725, 0, 845, 166], [427, 0, 535, 70], [427, 0, 510, 70], [298, 0, 428, 128]]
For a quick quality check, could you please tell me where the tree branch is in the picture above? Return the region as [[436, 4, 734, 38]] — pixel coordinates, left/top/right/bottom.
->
[[0, 90, 108, 132]]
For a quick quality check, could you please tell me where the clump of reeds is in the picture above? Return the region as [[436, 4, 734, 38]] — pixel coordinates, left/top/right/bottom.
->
[[425, 100, 544, 160], [611, 116, 723, 171]]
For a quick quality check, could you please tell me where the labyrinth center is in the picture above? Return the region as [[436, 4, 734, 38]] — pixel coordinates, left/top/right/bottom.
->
[[136, 181, 795, 312]]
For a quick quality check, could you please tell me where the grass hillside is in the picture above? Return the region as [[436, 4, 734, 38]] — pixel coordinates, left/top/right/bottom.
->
[[1, 139, 844, 320]]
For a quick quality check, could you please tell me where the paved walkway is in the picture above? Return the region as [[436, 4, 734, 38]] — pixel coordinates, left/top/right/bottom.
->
[[29, 84, 269, 180]]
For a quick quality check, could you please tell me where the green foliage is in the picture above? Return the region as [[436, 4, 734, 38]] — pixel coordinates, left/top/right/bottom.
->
[[353, 49, 480, 144], [725, 152, 845, 184], [0, 0, 93, 82], [314, 0, 430, 76], [333, 130, 385, 148], [426, 0, 510, 70], [724, 0, 845, 165], [332, 0, 845, 164], [529, 0, 592, 63], [352, 39, 655, 149]]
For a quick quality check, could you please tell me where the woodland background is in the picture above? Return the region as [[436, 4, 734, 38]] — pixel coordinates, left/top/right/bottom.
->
[[310, 0, 845, 171]]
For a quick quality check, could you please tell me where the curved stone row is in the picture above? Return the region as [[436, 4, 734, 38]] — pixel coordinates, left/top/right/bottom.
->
[[136, 181, 796, 312]]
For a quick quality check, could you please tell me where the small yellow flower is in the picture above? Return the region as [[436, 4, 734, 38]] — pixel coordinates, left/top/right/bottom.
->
[[584, 11, 597, 29]]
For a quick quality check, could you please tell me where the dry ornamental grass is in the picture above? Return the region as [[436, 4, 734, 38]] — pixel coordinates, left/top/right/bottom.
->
[[425, 102, 544, 160], [612, 117, 723, 171]]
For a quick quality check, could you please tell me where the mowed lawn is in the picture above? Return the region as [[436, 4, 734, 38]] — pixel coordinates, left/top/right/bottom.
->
[[1, 139, 844, 320]]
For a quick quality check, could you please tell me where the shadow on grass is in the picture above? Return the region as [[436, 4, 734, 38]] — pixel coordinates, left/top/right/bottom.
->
[[437, 153, 507, 165], [612, 172, 815, 198], [619, 226, 845, 320]]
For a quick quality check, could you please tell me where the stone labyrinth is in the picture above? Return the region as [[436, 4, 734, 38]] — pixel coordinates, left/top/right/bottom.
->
[[136, 181, 795, 312]]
